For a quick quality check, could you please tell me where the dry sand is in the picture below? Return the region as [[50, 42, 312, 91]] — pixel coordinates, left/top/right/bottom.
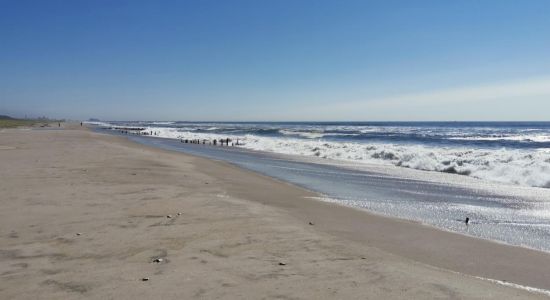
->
[[1, 125, 549, 299]]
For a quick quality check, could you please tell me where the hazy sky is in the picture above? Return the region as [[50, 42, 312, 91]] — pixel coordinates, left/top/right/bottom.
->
[[1, 0, 550, 121]]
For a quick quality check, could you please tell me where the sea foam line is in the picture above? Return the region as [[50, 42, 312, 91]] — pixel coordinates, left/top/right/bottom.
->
[[472, 276, 550, 297]]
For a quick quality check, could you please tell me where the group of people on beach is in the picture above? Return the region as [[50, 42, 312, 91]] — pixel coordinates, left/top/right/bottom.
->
[[114, 128, 154, 136], [112, 127, 240, 147], [180, 137, 237, 147]]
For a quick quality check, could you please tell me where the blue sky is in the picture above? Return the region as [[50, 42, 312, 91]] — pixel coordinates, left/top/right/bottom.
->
[[1, 0, 549, 121]]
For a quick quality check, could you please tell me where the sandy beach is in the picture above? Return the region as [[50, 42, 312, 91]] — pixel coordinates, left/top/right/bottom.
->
[[1, 125, 549, 299]]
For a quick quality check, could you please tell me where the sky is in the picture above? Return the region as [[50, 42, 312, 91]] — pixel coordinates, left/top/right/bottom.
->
[[1, 0, 550, 121]]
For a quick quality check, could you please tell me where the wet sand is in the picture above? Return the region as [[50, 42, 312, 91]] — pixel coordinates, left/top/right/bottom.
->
[[1, 125, 549, 299]]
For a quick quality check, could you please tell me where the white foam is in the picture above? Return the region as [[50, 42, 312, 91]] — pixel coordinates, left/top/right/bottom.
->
[[279, 129, 326, 139], [450, 134, 550, 143], [84, 121, 113, 127], [473, 276, 550, 297], [151, 121, 175, 125]]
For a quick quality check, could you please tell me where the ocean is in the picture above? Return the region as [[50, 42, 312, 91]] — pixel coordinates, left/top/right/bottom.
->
[[92, 121, 550, 252]]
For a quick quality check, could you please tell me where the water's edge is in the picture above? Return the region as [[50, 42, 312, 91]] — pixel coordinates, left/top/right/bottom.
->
[[95, 127, 550, 255], [94, 126, 550, 296]]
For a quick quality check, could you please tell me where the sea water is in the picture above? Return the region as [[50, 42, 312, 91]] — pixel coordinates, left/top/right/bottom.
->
[[92, 121, 550, 252]]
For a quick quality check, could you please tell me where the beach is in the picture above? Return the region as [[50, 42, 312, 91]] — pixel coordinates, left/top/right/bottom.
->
[[1, 125, 549, 299]]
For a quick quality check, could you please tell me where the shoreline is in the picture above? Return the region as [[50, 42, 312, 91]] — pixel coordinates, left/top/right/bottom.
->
[[105, 127, 550, 289], [102, 126, 550, 253], [98, 126, 550, 291], [193, 148, 550, 290], [1, 125, 549, 299]]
